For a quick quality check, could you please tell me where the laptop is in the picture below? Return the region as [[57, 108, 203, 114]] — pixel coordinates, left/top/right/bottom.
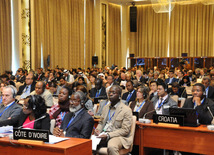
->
[[169, 108, 200, 127]]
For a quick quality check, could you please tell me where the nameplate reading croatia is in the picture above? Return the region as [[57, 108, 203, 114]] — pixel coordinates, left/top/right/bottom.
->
[[153, 114, 184, 126], [13, 128, 49, 142]]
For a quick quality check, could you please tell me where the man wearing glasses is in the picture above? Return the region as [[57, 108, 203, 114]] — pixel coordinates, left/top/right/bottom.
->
[[53, 91, 94, 139]]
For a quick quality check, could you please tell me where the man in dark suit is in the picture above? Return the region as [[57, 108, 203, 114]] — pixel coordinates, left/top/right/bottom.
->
[[90, 78, 107, 100], [35, 68, 44, 81], [165, 70, 178, 85], [16, 68, 26, 83], [53, 91, 94, 138], [153, 71, 164, 83], [168, 82, 187, 98], [17, 73, 36, 99], [122, 81, 136, 104], [202, 76, 214, 101], [183, 83, 214, 125]]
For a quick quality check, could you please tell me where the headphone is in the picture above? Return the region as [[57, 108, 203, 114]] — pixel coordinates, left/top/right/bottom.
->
[[30, 95, 37, 110], [6, 85, 17, 98]]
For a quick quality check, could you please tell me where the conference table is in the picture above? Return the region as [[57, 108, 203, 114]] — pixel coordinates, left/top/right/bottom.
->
[[0, 136, 92, 155], [135, 121, 214, 155]]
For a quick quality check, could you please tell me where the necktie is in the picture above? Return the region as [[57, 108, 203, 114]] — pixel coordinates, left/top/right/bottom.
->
[[158, 98, 163, 110], [126, 92, 132, 102], [25, 86, 29, 93]]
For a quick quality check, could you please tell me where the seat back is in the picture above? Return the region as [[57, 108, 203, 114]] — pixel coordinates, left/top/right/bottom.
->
[[170, 95, 179, 103], [50, 119, 56, 134], [127, 115, 137, 152]]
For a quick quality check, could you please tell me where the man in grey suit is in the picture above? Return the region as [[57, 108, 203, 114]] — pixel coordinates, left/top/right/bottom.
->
[[95, 85, 133, 155], [0, 85, 22, 127], [153, 82, 178, 115]]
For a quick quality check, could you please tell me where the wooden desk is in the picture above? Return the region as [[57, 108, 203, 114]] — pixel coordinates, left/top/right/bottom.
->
[[0, 137, 92, 155], [136, 122, 214, 155]]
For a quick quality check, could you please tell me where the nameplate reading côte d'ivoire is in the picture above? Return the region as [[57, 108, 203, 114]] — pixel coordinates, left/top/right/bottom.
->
[[13, 128, 49, 142], [153, 114, 184, 126]]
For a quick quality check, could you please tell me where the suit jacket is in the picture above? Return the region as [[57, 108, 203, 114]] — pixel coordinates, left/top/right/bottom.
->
[[152, 95, 178, 115], [0, 102, 22, 127], [165, 77, 178, 85], [135, 76, 146, 84], [129, 100, 155, 119], [17, 82, 36, 95], [61, 109, 94, 139], [122, 90, 136, 103], [90, 87, 107, 99], [36, 73, 45, 81], [154, 78, 164, 84], [168, 87, 187, 98], [183, 98, 214, 125], [207, 86, 214, 101], [96, 101, 133, 149], [17, 75, 26, 83], [17, 112, 50, 130], [30, 89, 53, 107]]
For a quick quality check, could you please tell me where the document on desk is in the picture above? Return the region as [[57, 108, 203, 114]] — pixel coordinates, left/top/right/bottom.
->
[[91, 135, 102, 150], [46, 135, 69, 144]]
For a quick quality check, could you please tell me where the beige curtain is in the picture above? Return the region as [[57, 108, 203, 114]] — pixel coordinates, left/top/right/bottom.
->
[[0, 0, 12, 73], [170, 3, 214, 57], [32, 0, 85, 69], [85, 0, 94, 68], [136, 5, 169, 57], [108, 4, 122, 67]]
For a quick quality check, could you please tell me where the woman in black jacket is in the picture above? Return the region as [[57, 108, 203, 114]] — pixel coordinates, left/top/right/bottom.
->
[[17, 95, 50, 130]]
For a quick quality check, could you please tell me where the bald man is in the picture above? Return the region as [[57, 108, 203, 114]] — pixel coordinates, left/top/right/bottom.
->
[[30, 81, 53, 107]]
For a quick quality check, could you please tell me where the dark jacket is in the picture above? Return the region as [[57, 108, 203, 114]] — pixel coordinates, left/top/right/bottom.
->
[[60, 109, 94, 139], [183, 97, 214, 125], [122, 90, 137, 104], [17, 112, 50, 130], [168, 87, 187, 98], [207, 86, 214, 101], [89, 86, 107, 99], [17, 82, 36, 95]]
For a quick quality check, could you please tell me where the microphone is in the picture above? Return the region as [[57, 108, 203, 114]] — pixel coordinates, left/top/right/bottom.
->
[[207, 106, 214, 125], [18, 115, 46, 129], [139, 109, 156, 124]]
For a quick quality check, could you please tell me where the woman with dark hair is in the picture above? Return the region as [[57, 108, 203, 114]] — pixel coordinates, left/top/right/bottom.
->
[[17, 95, 50, 130], [129, 86, 155, 119], [77, 77, 87, 88], [179, 76, 191, 86], [49, 86, 71, 127]]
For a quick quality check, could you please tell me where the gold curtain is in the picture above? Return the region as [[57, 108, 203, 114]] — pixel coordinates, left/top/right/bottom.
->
[[85, 0, 94, 68], [170, 3, 214, 57], [136, 5, 169, 57], [108, 4, 122, 67], [0, 0, 12, 73], [32, 0, 85, 69]]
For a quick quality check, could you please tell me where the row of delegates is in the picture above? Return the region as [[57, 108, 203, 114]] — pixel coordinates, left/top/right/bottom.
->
[[53, 91, 94, 138]]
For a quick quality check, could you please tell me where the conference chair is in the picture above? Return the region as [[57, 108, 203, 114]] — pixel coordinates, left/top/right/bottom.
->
[[180, 98, 186, 107], [97, 116, 137, 155], [171, 95, 179, 103], [185, 86, 193, 95]]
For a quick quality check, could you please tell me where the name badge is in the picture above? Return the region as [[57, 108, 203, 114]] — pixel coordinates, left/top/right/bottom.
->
[[13, 128, 49, 142], [153, 114, 184, 126]]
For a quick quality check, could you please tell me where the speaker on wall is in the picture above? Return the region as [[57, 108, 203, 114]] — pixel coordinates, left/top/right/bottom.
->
[[181, 53, 188, 57], [130, 6, 137, 32], [92, 56, 98, 66], [130, 54, 134, 57]]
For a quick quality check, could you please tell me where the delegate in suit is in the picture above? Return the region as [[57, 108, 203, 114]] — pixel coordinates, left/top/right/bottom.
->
[[53, 91, 94, 139]]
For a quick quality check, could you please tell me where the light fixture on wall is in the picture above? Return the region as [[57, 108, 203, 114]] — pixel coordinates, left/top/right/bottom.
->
[[151, 0, 176, 13]]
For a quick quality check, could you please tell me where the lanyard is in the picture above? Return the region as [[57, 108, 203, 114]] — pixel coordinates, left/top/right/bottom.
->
[[66, 116, 75, 129], [95, 89, 101, 97], [194, 98, 205, 107], [126, 90, 135, 102], [108, 109, 115, 121], [0, 102, 15, 117], [60, 112, 66, 121], [105, 100, 109, 106], [136, 101, 146, 112], [157, 99, 164, 109]]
